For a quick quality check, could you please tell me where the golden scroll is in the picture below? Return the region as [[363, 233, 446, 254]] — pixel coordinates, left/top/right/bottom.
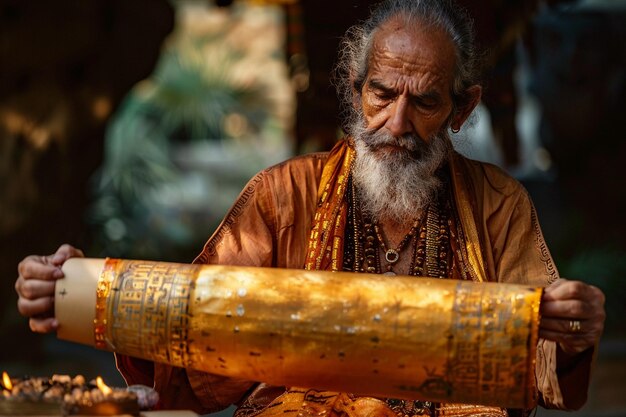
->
[[55, 258, 542, 409]]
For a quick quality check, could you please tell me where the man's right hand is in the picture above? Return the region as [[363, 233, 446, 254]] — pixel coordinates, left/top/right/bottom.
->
[[15, 244, 84, 333]]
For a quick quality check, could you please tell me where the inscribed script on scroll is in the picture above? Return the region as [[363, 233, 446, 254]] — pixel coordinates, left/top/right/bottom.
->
[[56, 258, 542, 409]]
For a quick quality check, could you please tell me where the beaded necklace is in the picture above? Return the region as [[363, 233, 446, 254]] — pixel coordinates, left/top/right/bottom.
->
[[373, 219, 420, 276], [343, 172, 453, 279]]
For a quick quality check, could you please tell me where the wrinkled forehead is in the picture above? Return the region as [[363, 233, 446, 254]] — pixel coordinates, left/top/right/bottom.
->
[[369, 15, 457, 84]]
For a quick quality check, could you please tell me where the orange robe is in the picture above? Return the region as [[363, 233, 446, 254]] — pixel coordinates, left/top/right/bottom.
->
[[116, 141, 588, 415]]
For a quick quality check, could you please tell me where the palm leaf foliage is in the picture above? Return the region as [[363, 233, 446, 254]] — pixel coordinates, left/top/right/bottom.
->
[[89, 32, 272, 260]]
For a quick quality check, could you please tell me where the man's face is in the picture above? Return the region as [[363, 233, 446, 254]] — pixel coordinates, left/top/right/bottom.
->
[[359, 17, 457, 152]]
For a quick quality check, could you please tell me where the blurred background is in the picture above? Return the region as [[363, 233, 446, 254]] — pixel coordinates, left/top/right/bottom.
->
[[0, 0, 624, 415]]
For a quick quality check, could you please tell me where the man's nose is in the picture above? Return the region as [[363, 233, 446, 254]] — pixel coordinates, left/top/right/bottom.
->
[[384, 96, 414, 137]]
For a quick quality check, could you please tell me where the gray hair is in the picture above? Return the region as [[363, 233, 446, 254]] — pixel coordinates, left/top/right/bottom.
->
[[335, 0, 481, 134]]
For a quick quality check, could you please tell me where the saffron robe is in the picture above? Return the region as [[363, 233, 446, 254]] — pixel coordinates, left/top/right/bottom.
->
[[116, 141, 587, 415]]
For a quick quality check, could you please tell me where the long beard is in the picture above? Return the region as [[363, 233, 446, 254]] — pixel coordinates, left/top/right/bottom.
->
[[351, 122, 451, 223]]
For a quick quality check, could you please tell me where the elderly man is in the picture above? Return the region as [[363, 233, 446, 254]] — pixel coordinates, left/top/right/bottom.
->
[[15, 0, 605, 416]]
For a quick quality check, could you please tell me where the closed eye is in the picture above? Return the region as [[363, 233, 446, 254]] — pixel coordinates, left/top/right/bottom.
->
[[368, 80, 397, 102], [414, 98, 438, 110], [413, 94, 441, 111], [374, 91, 396, 101]]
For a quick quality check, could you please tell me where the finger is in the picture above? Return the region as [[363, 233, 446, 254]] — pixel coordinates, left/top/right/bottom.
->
[[16, 279, 56, 300], [538, 329, 592, 355], [540, 317, 585, 334], [538, 329, 583, 347], [539, 328, 569, 342], [51, 244, 84, 266], [542, 280, 589, 301], [17, 296, 54, 318], [587, 285, 606, 307], [541, 299, 593, 319], [29, 317, 58, 334], [18, 256, 63, 281], [543, 278, 566, 293]]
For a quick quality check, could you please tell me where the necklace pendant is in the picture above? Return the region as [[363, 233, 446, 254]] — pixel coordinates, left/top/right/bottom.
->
[[383, 271, 397, 276], [385, 249, 399, 264]]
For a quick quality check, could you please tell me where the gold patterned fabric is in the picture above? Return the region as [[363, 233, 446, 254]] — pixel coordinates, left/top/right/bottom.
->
[[303, 139, 354, 271], [235, 389, 513, 416], [115, 139, 584, 415]]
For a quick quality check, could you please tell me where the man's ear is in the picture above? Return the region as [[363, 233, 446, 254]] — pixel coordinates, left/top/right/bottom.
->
[[450, 85, 482, 131]]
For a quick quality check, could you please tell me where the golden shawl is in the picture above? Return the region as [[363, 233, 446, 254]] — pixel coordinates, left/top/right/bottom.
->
[[303, 140, 488, 282]]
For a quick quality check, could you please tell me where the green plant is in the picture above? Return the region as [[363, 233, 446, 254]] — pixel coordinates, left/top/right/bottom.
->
[[89, 35, 272, 260]]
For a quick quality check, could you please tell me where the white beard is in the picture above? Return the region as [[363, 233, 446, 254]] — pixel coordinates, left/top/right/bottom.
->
[[351, 123, 451, 223]]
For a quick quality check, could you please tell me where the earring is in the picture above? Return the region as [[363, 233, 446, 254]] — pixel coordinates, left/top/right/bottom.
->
[[451, 126, 460, 134]]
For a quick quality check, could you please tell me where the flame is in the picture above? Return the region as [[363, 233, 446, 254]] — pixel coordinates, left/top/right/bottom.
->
[[96, 376, 112, 396], [2, 372, 12, 390]]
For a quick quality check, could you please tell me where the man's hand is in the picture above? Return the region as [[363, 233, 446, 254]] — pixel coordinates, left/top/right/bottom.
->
[[540, 278, 605, 356], [15, 244, 84, 333]]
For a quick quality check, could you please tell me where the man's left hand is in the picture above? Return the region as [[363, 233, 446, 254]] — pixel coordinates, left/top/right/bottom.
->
[[539, 278, 605, 356]]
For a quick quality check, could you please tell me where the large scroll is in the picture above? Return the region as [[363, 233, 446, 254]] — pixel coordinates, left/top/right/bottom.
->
[[56, 258, 542, 409]]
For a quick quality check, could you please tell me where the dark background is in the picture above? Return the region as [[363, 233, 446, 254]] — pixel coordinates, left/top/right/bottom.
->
[[0, 0, 624, 415]]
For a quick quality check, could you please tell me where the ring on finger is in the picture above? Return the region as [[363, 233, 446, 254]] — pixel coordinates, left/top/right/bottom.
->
[[569, 320, 581, 333]]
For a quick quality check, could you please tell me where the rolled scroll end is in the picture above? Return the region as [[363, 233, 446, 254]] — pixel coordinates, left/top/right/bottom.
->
[[56, 258, 106, 347], [526, 286, 544, 409]]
